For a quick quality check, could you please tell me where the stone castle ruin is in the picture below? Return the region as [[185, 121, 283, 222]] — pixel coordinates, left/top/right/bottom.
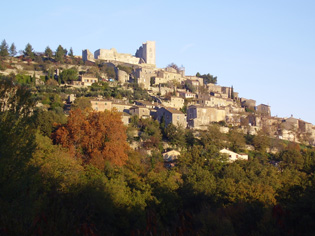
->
[[82, 41, 156, 66]]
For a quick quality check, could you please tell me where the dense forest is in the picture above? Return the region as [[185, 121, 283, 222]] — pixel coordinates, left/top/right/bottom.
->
[[1, 41, 315, 235]]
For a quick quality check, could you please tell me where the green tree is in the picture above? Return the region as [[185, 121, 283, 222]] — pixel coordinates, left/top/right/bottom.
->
[[44, 46, 53, 58], [228, 129, 245, 152], [24, 43, 34, 58], [71, 97, 92, 110], [164, 123, 186, 149], [196, 72, 217, 84], [55, 45, 65, 62], [59, 67, 78, 83], [0, 39, 9, 57], [253, 130, 270, 152], [9, 43, 17, 57], [69, 47, 74, 58]]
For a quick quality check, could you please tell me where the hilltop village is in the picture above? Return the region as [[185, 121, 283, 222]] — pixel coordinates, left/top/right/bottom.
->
[[1, 40, 314, 149], [82, 41, 315, 147]]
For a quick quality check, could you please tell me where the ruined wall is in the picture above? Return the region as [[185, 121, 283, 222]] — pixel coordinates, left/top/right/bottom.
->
[[82, 49, 95, 62]]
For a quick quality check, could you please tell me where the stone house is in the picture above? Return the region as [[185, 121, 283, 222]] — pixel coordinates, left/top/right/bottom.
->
[[112, 101, 133, 113], [135, 100, 160, 109], [156, 107, 187, 128], [177, 90, 196, 99], [116, 69, 129, 83], [198, 94, 234, 107], [220, 148, 248, 162], [154, 68, 185, 85], [163, 96, 185, 110], [71, 75, 98, 87], [256, 104, 271, 116], [91, 99, 132, 114], [90, 99, 112, 111], [134, 67, 155, 89], [90, 99, 130, 125], [185, 76, 204, 86], [129, 105, 150, 119], [187, 105, 226, 130], [185, 78, 203, 87], [207, 83, 222, 93], [240, 98, 256, 109]]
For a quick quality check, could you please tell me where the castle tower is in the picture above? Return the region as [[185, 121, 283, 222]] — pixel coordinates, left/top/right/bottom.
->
[[135, 41, 156, 65], [144, 41, 155, 65]]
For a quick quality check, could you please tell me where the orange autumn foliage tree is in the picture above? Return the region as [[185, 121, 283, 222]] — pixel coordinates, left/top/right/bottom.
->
[[53, 109, 129, 169]]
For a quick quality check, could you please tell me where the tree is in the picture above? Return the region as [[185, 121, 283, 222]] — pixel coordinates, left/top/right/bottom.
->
[[53, 109, 130, 168], [228, 129, 245, 152], [0, 39, 9, 57], [69, 47, 74, 57], [24, 43, 34, 58], [167, 63, 180, 72], [253, 130, 270, 152], [55, 45, 65, 62], [9, 43, 16, 57], [164, 123, 186, 149], [59, 67, 78, 83], [71, 97, 92, 111], [44, 46, 53, 58], [196, 72, 217, 84]]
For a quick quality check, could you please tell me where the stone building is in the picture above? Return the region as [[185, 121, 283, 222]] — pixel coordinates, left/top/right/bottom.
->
[[153, 68, 185, 85], [90, 99, 112, 111], [163, 96, 185, 110], [198, 94, 234, 107], [156, 107, 187, 128], [129, 105, 150, 119], [94, 48, 140, 64], [240, 98, 256, 109], [134, 67, 155, 89], [207, 83, 222, 94], [187, 105, 226, 130], [71, 76, 98, 87], [220, 149, 248, 162], [135, 41, 156, 65], [82, 49, 95, 62], [83, 41, 156, 66], [177, 90, 196, 99], [116, 69, 129, 83], [256, 104, 271, 116]]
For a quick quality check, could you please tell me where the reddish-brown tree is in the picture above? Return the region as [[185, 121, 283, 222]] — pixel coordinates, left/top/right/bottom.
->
[[53, 109, 129, 169]]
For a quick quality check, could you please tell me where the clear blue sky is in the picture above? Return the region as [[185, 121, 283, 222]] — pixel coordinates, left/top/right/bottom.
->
[[2, 0, 315, 124]]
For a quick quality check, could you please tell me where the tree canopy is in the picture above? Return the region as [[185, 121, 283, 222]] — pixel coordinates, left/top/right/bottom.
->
[[53, 109, 130, 168], [196, 72, 217, 84], [0, 39, 9, 57]]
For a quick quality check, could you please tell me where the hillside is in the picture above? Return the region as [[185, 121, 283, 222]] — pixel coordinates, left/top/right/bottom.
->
[[1, 42, 315, 235]]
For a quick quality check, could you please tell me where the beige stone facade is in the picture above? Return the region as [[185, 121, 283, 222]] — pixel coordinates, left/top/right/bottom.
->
[[71, 76, 98, 87], [135, 41, 156, 65], [82, 49, 94, 62], [83, 41, 156, 66], [163, 96, 185, 110], [117, 69, 129, 83], [220, 149, 248, 162], [90, 99, 112, 111], [187, 105, 226, 129], [256, 104, 271, 116], [156, 107, 187, 128], [198, 94, 234, 107], [129, 105, 150, 118]]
